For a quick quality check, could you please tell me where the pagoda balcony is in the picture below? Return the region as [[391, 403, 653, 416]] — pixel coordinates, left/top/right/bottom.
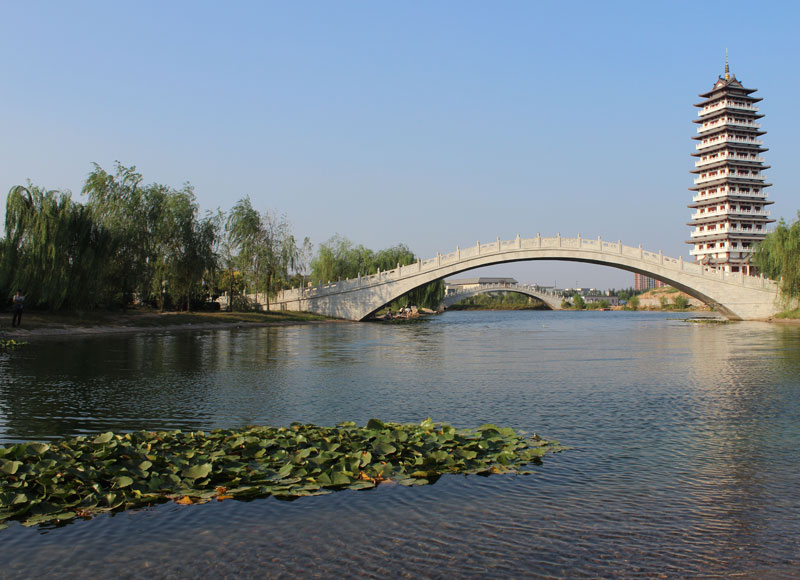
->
[[694, 154, 765, 168], [692, 190, 769, 203], [691, 208, 771, 220], [697, 120, 762, 135], [693, 172, 764, 185], [698, 100, 759, 116], [689, 247, 755, 257], [690, 225, 767, 238], [696, 136, 764, 151]]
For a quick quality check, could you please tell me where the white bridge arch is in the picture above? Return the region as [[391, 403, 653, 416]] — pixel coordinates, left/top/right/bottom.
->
[[441, 283, 563, 310], [271, 234, 780, 321]]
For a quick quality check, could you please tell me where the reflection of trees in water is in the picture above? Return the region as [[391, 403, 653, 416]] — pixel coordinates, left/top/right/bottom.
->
[[0, 328, 293, 443], [0, 323, 449, 444]]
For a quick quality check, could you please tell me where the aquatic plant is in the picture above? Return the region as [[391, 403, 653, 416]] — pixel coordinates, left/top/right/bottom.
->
[[0, 419, 565, 529]]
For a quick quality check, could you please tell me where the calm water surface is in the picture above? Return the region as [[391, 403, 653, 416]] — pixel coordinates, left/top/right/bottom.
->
[[1, 311, 799, 578]]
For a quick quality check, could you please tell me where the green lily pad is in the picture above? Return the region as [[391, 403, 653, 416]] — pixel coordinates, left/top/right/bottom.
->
[[0, 419, 566, 529], [181, 464, 212, 480], [93, 432, 114, 445]]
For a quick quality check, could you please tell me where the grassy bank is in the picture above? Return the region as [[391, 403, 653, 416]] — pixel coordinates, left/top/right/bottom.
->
[[775, 307, 800, 320], [0, 309, 330, 336]]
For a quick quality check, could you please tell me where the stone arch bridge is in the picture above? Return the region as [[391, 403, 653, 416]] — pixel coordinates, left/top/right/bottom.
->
[[441, 282, 564, 310], [270, 234, 780, 321]]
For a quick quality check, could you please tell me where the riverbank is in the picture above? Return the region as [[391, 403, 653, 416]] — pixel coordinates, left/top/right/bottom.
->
[[0, 309, 335, 339]]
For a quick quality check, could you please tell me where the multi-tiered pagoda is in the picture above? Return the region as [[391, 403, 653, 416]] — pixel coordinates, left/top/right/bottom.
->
[[687, 59, 774, 274]]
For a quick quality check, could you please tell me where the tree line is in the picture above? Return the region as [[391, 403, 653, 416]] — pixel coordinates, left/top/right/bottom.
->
[[309, 235, 443, 310], [1, 162, 444, 312], [0, 163, 308, 311]]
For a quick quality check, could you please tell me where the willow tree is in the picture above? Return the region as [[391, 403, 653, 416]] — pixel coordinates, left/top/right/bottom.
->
[[152, 186, 219, 311], [1, 183, 110, 310], [226, 196, 310, 311], [83, 163, 155, 307], [753, 212, 800, 303], [309, 235, 375, 284]]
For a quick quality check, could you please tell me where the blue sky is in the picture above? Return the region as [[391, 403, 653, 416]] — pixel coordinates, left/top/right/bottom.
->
[[3, 1, 798, 289]]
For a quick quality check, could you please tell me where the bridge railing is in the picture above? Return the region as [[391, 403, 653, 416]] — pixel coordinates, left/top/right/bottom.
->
[[272, 235, 776, 304]]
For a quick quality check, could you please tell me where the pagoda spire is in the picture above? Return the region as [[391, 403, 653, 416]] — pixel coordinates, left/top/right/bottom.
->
[[725, 49, 730, 80]]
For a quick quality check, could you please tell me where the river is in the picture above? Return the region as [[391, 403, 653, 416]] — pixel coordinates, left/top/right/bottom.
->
[[1, 310, 799, 578]]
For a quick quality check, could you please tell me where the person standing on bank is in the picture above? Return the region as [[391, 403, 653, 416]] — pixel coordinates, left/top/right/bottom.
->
[[11, 290, 24, 328]]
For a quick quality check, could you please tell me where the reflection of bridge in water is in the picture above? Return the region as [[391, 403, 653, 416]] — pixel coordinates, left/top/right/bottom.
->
[[271, 234, 781, 321], [442, 282, 564, 310]]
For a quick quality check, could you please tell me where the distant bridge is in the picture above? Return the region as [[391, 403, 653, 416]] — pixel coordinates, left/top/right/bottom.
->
[[441, 282, 563, 310], [271, 234, 780, 321]]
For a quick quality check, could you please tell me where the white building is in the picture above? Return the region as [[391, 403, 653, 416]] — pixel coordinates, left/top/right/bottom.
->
[[687, 59, 775, 274]]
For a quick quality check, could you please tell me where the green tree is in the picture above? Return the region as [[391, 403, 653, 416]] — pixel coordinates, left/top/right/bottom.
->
[[1, 183, 110, 310], [753, 212, 800, 303], [227, 196, 310, 310], [310, 236, 444, 310], [673, 294, 689, 310], [309, 235, 374, 284], [572, 293, 585, 310], [626, 295, 639, 310], [156, 187, 219, 311], [83, 163, 163, 308]]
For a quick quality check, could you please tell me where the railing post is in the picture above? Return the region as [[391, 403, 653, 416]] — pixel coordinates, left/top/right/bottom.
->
[[477, 240, 481, 256], [618, 240, 622, 254], [517, 234, 521, 249], [598, 235, 602, 251], [679, 256, 683, 270], [437, 253, 441, 267], [557, 232, 561, 247], [577, 233, 581, 248], [456, 245, 460, 260], [418, 259, 422, 272], [537, 233, 542, 248], [659, 250, 663, 265], [639, 244, 643, 259], [496, 236, 501, 252]]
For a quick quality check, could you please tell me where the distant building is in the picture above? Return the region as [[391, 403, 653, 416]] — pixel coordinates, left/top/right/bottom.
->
[[584, 295, 621, 306], [634, 273, 667, 292], [687, 57, 774, 274]]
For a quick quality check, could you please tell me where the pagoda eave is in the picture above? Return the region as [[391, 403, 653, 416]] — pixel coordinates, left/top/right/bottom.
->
[[690, 163, 770, 174], [691, 144, 768, 156], [687, 198, 775, 209]]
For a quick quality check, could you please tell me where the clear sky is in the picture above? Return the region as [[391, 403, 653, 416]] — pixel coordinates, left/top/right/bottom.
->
[[3, 1, 799, 289]]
